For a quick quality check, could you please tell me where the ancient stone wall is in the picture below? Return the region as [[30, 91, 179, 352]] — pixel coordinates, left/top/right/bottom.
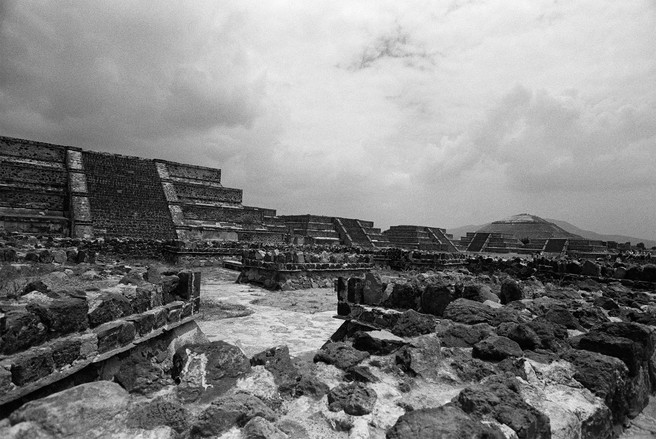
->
[[0, 136, 282, 242], [0, 269, 201, 407], [172, 183, 243, 204], [82, 152, 177, 240], [181, 205, 263, 224], [0, 137, 70, 236]]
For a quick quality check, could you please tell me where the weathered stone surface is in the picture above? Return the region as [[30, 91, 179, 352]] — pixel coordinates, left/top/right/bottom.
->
[[420, 283, 453, 316], [442, 348, 498, 383], [435, 320, 495, 348], [11, 347, 55, 386], [191, 393, 276, 437], [93, 320, 136, 353], [314, 342, 369, 370], [124, 286, 152, 314], [26, 291, 89, 336], [543, 306, 583, 330], [22, 280, 50, 296], [347, 277, 364, 304], [243, 416, 288, 439], [126, 396, 190, 433], [353, 330, 407, 355], [328, 382, 377, 415], [385, 282, 420, 310], [251, 345, 297, 384], [581, 260, 602, 277], [577, 322, 655, 377], [560, 349, 631, 425], [443, 298, 520, 326], [463, 284, 499, 303], [114, 351, 171, 395], [172, 341, 251, 402], [496, 322, 541, 350], [161, 275, 179, 303], [524, 318, 565, 350], [50, 337, 82, 368], [499, 279, 524, 304], [9, 381, 130, 437], [87, 292, 132, 327], [119, 271, 145, 285], [0, 363, 12, 394], [176, 270, 199, 300], [390, 309, 436, 337], [472, 335, 523, 361], [1, 307, 47, 354], [52, 250, 67, 264], [386, 404, 505, 439], [279, 372, 329, 398], [518, 361, 613, 439], [572, 306, 611, 329], [395, 333, 442, 381], [455, 376, 551, 439], [362, 272, 384, 305], [125, 312, 155, 337], [345, 365, 379, 383]]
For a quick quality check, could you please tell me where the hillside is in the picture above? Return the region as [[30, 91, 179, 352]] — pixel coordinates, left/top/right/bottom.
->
[[545, 218, 656, 249]]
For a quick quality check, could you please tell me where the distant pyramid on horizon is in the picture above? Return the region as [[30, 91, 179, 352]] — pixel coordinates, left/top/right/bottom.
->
[[477, 213, 583, 241]]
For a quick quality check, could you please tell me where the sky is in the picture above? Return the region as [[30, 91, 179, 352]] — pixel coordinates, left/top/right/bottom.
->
[[1, 1, 655, 239]]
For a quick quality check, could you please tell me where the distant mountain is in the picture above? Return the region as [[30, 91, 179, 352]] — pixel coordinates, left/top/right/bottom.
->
[[545, 218, 656, 249], [447, 216, 656, 248], [446, 223, 487, 241]]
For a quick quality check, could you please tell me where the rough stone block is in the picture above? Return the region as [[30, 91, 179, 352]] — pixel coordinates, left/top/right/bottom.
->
[[181, 302, 193, 319], [126, 312, 156, 337], [93, 320, 136, 354], [79, 333, 98, 359], [149, 308, 168, 329], [1, 307, 47, 355], [175, 271, 194, 300], [87, 292, 132, 328], [0, 362, 13, 394], [26, 291, 89, 336], [12, 347, 55, 386], [51, 338, 82, 368], [150, 285, 164, 308], [168, 308, 182, 324], [126, 286, 152, 314]]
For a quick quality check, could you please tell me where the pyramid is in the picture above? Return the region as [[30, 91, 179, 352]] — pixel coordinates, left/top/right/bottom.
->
[[477, 213, 582, 241]]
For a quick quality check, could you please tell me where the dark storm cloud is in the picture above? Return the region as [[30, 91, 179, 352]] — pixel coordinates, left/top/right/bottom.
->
[[0, 1, 264, 149]]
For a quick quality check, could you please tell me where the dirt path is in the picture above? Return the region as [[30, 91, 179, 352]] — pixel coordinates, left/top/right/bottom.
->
[[196, 268, 343, 357]]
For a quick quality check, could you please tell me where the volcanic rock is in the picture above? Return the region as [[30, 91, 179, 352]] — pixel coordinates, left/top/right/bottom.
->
[[327, 382, 377, 415], [386, 404, 505, 439], [191, 393, 276, 437], [172, 341, 251, 402], [314, 342, 369, 370], [473, 335, 523, 361]]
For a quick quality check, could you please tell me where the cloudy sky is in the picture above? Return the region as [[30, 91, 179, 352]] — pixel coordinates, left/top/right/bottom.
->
[[1, 1, 655, 239]]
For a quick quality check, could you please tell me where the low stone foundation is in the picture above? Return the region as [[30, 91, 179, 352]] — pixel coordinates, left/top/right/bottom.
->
[[0, 269, 201, 408]]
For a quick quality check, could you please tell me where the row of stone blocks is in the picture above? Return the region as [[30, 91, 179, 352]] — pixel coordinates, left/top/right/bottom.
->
[[0, 270, 201, 406], [244, 249, 373, 264], [242, 259, 373, 271]]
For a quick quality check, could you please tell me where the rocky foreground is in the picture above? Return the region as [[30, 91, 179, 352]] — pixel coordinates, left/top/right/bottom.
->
[[2, 263, 656, 438]]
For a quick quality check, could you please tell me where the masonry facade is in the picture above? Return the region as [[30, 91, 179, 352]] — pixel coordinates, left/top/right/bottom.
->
[[0, 136, 282, 242]]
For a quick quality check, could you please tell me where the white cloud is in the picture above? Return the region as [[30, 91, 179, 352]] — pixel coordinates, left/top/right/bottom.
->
[[0, 0, 655, 238]]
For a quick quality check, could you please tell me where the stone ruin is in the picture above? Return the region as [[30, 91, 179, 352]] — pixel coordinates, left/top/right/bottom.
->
[[0, 135, 285, 243], [2, 135, 656, 437], [330, 258, 656, 437]]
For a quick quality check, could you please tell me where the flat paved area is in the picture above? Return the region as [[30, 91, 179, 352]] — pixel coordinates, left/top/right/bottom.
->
[[196, 269, 343, 357]]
